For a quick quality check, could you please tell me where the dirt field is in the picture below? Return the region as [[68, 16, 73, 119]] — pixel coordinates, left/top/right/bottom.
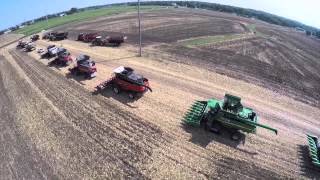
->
[[1, 7, 320, 179], [54, 8, 320, 107], [0, 34, 24, 48]]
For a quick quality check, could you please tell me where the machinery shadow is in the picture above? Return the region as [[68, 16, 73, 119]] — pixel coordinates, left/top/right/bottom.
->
[[216, 157, 282, 179], [47, 58, 68, 70], [92, 88, 141, 108], [65, 71, 90, 85], [182, 123, 257, 155], [297, 145, 320, 179]]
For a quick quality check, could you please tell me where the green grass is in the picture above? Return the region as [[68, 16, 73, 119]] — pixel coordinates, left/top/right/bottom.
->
[[180, 34, 246, 47], [15, 5, 162, 36]]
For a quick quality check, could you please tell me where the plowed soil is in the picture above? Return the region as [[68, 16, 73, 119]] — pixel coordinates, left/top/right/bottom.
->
[[1, 7, 320, 179]]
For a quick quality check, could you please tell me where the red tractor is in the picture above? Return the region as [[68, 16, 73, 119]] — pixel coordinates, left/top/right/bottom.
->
[[96, 66, 152, 99], [77, 33, 100, 42], [69, 54, 97, 78]]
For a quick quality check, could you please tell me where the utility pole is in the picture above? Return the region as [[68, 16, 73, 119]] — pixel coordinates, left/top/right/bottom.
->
[[46, 14, 49, 29], [138, 0, 142, 57]]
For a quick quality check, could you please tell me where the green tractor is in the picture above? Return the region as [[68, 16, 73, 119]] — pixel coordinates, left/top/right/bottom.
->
[[306, 134, 320, 167], [183, 94, 278, 140]]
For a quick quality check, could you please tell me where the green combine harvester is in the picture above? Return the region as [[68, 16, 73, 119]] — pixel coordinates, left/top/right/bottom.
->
[[183, 94, 278, 140], [306, 134, 320, 167]]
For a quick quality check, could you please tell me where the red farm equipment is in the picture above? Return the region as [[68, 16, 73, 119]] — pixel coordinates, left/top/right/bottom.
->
[[50, 49, 73, 66], [95, 66, 152, 99], [69, 54, 97, 78], [77, 33, 100, 42]]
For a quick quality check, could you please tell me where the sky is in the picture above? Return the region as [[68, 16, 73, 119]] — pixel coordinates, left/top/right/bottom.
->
[[1, 0, 319, 30]]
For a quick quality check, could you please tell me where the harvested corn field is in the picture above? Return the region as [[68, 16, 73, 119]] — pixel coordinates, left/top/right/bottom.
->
[[1, 7, 320, 179]]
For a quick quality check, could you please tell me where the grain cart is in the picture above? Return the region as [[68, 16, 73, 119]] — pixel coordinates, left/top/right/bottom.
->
[[106, 35, 127, 45], [77, 33, 99, 42], [306, 134, 320, 167], [92, 35, 127, 47], [49, 32, 68, 41], [183, 94, 278, 140]]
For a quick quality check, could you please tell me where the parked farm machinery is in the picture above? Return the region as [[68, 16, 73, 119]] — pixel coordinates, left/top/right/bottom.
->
[[306, 134, 320, 167], [69, 54, 97, 78], [48, 32, 68, 41], [49, 49, 73, 66], [24, 42, 36, 52], [30, 34, 40, 42], [41, 45, 66, 58], [17, 41, 35, 52], [77, 32, 100, 42], [183, 94, 277, 140], [91, 35, 127, 47], [16, 40, 28, 48], [95, 66, 152, 99]]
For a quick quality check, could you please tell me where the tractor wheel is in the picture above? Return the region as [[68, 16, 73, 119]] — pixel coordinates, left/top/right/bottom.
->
[[231, 131, 241, 141], [128, 93, 135, 99], [112, 86, 120, 94]]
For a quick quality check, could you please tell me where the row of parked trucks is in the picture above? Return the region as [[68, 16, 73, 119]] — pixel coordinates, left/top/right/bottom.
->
[[16, 33, 320, 169], [41, 31, 127, 46], [77, 32, 127, 47]]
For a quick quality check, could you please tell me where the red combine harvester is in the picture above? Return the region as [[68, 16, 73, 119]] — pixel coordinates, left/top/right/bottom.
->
[[69, 54, 97, 78], [96, 66, 152, 99], [77, 33, 100, 42], [55, 50, 73, 66]]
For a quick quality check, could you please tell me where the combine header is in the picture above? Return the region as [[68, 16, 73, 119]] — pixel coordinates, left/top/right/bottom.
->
[[306, 134, 320, 167], [183, 94, 277, 140]]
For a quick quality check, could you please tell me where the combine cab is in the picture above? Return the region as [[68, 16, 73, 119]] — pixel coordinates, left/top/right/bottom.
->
[[183, 94, 277, 140], [307, 134, 320, 167], [96, 66, 151, 99]]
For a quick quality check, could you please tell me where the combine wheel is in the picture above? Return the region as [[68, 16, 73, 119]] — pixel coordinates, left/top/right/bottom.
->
[[128, 93, 135, 99], [112, 85, 120, 94], [231, 131, 241, 141], [210, 121, 221, 134], [206, 120, 221, 134]]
